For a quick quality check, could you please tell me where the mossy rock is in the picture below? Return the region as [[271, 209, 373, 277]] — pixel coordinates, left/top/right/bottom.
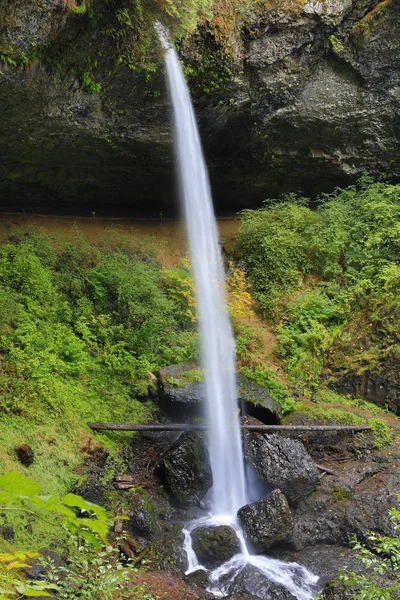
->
[[191, 525, 241, 568]]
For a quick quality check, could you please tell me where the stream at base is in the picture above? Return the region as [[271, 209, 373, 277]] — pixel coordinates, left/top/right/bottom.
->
[[183, 514, 318, 599]]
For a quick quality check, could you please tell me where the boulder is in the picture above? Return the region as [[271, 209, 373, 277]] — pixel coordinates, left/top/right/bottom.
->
[[238, 490, 293, 552], [191, 525, 241, 568], [156, 431, 212, 506], [222, 565, 297, 600], [129, 497, 158, 537], [242, 432, 320, 504]]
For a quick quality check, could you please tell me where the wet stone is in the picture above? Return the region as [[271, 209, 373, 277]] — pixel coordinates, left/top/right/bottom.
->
[[156, 431, 213, 506], [238, 489, 293, 551], [242, 432, 319, 504], [221, 564, 297, 600], [191, 525, 241, 568]]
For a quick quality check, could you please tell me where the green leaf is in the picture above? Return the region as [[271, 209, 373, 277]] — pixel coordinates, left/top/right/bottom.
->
[[79, 530, 102, 548], [78, 518, 108, 540], [0, 472, 41, 497], [62, 493, 107, 521]]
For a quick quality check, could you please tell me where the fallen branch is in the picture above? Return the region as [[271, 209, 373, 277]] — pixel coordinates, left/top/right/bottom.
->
[[88, 422, 371, 433], [315, 464, 336, 476]]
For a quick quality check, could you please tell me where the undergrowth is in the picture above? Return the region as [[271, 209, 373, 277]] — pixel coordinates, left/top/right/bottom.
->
[[0, 227, 197, 550], [234, 178, 400, 395]]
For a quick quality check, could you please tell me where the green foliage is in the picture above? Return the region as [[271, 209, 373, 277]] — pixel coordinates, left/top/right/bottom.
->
[[42, 540, 133, 600], [235, 196, 316, 315], [285, 402, 366, 426], [234, 322, 263, 365], [329, 34, 344, 55], [0, 228, 196, 550], [339, 499, 400, 599], [0, 471, 109, 547], [234, 179, 400, 393], [239, 366, 296, 414], [368, 418, 394, 449]]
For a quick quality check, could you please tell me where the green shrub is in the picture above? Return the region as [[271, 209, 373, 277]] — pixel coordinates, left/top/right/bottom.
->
[[234, 179, 400, 391], [368, 418, 394, 449], [239, 365, 296, 414]]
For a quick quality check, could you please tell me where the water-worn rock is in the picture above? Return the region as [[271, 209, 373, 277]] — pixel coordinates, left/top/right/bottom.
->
[[222, 565, 297, 600], [242, 432, 320, 504], [15, 444, 34, 467], [191, 525, 241, 568], [156, 431, 212, 506], [158, 364, 281, 423], [238, 490, 293, 551]]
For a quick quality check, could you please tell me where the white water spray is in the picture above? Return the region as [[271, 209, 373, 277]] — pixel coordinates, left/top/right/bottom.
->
[[158, 24, 318, 599]]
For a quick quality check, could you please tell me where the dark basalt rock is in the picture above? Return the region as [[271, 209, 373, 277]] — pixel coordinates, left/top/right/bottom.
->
[[156, 431, 213, 506], [222, 564, 297, 600], [158, 364, 281, 423], [289, 466, 399, 551], [333, 371, 400, 416], [15, 444, 34, 467], [1, 1, 399, 214], [238, 489, 293, 551], [191, 525, 241, 568], [242, 431, 320, 504]]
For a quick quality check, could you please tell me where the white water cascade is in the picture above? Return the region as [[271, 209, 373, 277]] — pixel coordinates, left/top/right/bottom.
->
[[158, 25, 318, 600]]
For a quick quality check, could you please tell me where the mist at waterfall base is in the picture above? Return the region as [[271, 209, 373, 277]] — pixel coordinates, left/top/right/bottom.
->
[[158, 26, 318, 600]]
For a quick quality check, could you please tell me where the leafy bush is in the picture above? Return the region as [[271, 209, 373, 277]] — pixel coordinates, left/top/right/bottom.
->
[[234, 179, 400, 391], [239, 365, 296, 414]]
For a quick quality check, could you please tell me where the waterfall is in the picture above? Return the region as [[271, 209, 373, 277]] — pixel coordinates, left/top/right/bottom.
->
[[159, 25, 246, 518], [158, 24, 318, 599]]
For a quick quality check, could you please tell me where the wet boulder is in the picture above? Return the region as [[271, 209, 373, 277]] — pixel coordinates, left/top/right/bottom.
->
[[242, 432, 320, 504], [222, 565, 297, 600], [238, 490, 293, 551], [191, 525, 241, 568], [156, 431, 213, 506]]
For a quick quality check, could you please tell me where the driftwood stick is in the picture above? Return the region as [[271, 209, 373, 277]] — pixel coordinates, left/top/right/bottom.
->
[[88, 422, 371, 433], [315, 464, 337, 476]]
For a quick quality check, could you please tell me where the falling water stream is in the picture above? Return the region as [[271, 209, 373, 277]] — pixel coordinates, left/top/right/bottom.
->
[[157, 25, 318, 599]]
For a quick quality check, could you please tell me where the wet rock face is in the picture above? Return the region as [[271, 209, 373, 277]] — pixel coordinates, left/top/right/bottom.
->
[[242, 432, 320, 504], [191, 525, 241, 568], [1, 1, 399, 213], [156, 431, 213, 506], [158, 365, 281, 423], [222, 564, 297, 600], [289, 466, 400, 551], [334, 371, 400, 416], [238, 490, 293, 552]]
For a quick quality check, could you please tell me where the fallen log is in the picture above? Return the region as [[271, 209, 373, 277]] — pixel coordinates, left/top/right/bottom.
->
[[88, 422, 371, 433]]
